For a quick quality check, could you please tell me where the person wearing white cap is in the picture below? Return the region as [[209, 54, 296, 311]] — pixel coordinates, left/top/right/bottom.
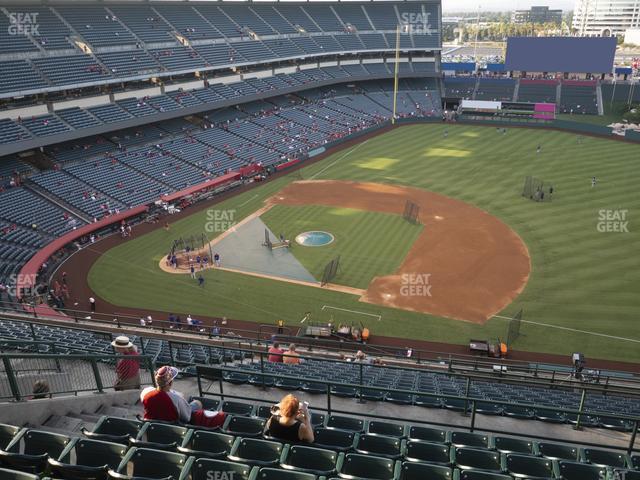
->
[[111, 336, 140, 391], [140, 366, 226, 428]]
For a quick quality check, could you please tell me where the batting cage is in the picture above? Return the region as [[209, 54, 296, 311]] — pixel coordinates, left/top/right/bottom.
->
[[506, 308, 523, 347], [522, 176, 547, 202], [321, 256, 341, 286], [403, 200, 420, 224]]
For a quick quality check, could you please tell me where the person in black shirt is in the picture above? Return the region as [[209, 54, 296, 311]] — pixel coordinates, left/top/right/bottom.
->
[[264, 394, 314, 443]]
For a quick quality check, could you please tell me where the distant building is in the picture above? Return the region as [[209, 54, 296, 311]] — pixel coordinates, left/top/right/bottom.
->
[[573, 0, 640, 37], [512, 6, 563, 24], [625, 28, 640, 44]]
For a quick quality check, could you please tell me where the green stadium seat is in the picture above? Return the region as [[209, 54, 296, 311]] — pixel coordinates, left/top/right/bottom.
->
[[221, 416, 266, 437], [502, 405, 533, 419], [252, 467, 318, 480], [313, 428, 358, 452], [385, 393, 414, 405], [414, 395, 443, 408], [404, 440, 450, 465], [189, 458, 255, 480], [310, 413, 326, 427], [450, 432, 489, 449], [407, 426, 448, 444], [0, 468, 40, 480], [505, 453, 554, 479], [367, 422, 406, 438], [326, 415, 365, 432], [398, 462, 452, 480], [0, 430, 71, 474], [280, 444, 341, 476], [361, 389, 387, 402], [537, 442, 579, 461], [131, 423, 188, 451], [256, 406, 272, 419], [558, 461, 606, 480], [302, 382, 327, 394], [336, 453, 398, 480], [330, 385, 358, 398], [178, 430, 234, 459], [0, 425, 23, 450], [221, 401, 254, 416], [614, 469, 640, 480], [458, 470, 513, 480], [355, 434, 403, 459], [190, 397, 220, 411], [453, 447, 502, 472], [109, 447, 191, 479], [275, 378, 303, 390], [632, 454, 640, 469], [227, 438, 283, 467], [492, 437, 534, 455], [581, 448, 629, 468], [533, 409, 566, 424], [49, 438, 127, 479], [599, 417, 633, 432], [82, 417, 142, 444], [474, 402, 503, 416]]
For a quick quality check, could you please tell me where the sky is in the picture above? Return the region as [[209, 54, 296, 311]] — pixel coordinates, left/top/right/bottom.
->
[[442, 0, 575, 13]]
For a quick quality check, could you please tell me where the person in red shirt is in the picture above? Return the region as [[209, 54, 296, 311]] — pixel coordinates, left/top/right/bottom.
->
[[140, 366, 225, 428], [268, 342, 284, 363], [111, 336, 140, 391]]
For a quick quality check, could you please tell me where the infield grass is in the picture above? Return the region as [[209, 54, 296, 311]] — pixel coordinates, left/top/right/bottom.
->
[[88, 123, 640, 363]]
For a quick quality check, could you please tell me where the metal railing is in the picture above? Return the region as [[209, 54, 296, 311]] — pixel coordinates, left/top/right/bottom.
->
[[2, 304, 638, 391], [0, 352, 155, 402], [194, 360, 640, 455]]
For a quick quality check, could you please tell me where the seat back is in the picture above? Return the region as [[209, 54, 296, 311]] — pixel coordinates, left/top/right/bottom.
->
[[0, 468, 40, 480], [142, 423, 188, 446], [451, 432, 489, 449], [408, 426, 447, 443], [74, 439, 128, 469], [221, 401, 254, 416], [229, 438, 282, 464], [0, 424, 22, 450], [191, 458, 254, 480], [558, 461, 606, 480], [326, 415, 364, 432], [313, 428, 357, 451], [538, 442, 579, 461], [356, 434, 402, 458], [22, 430, 71, 458], [284, 444, 339, 474], [405, 440, 450, 464], [454, 447, 501, 472], [340, 453, 396, 480], [506, 454, 554, 478], [94, 417, 141, 438], [368, 421, 406, 438], [223, 416, 265, 436], [182, 430, 234, 457], [399, 462, 452, 480], [129, 448, 188, 478], [253, 467, 317, 480]]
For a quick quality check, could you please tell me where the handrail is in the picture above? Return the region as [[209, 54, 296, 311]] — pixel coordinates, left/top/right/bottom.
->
[[3, 302, 638, 386], [1, 310, 640, 398], [0, 352, 155, 402], [195, 363, 640, 455]]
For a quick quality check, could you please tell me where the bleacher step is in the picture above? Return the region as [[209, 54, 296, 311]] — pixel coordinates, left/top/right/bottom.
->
[[40, 414, 87, 434], [97, 404, 141, 419]]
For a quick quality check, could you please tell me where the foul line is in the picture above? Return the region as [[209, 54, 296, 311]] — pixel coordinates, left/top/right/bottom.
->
[[322, 305, 382, 322], [493, 314, 640, 344], [308, 139, 370, 180], [237, 194, 258, 208]]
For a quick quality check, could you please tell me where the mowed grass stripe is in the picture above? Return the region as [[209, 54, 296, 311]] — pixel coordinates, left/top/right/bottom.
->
[[89, 124, 640, 362]]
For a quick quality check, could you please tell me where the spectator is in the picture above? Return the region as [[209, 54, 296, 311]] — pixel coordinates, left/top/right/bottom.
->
[[31, 380, 50, 399], [264, 394, 314, 443], [111, 336, 141, 391], [268, 342, 284, 363], [283, 343, 301, 365], [141, 366, 225, 428]]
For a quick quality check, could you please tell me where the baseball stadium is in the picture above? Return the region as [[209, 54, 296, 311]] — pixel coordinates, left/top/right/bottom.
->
[[0, 0, 639, 479]]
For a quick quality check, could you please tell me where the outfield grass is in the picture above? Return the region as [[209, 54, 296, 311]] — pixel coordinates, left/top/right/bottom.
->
[[88, 124, 640, 363], [260, 205, 423, 289]]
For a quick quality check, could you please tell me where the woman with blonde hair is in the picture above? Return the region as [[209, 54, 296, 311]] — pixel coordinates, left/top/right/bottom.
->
[[265, 394, 314, 443]]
